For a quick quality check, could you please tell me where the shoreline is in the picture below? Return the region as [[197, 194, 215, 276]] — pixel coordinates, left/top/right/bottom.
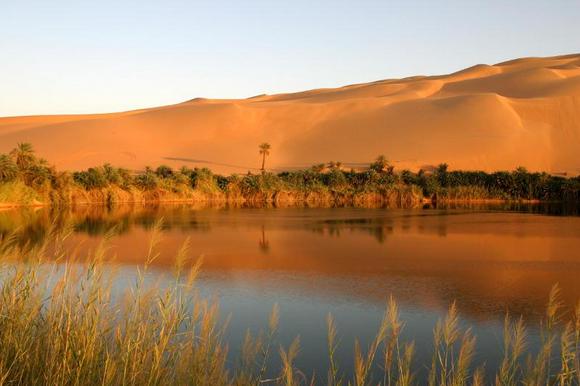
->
[[0, 196, 554, 211], [1, 144, 579, 210]]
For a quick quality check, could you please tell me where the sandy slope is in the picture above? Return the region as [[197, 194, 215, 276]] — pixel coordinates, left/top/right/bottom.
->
[[1, 54, 580, 175]]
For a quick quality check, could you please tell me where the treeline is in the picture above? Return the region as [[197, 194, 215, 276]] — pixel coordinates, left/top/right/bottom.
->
[[0, 143, 62, 189], [408, 164, 580, 202], [68, 159, 580, 201], [1, 144, 580, 205]]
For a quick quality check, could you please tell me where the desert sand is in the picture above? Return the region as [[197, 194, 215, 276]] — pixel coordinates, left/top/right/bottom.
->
[[1, 53, 579, 175]]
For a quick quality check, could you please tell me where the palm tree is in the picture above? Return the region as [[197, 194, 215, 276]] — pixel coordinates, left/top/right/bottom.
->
[[0, 154, 18, 182], [9, 143, 36, 170], [370, 155, 389, 173], [259, 143, 271, 173]]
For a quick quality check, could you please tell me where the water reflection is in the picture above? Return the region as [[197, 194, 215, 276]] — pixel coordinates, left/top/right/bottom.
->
[[1, 203, 579, 322], [258, 225, 270, 254], [432, 201, 580, 216], [1, 203, 580, 382]]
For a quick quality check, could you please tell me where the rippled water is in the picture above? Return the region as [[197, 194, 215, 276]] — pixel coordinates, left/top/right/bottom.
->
[[1, 203, 579, 381]]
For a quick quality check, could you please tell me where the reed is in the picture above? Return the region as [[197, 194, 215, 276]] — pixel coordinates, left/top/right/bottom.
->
[[0, 229, 578, 385], [327, 314, 342, 386]]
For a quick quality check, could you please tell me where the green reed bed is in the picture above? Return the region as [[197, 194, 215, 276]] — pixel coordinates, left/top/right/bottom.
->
[[0, 224, 578, 386]]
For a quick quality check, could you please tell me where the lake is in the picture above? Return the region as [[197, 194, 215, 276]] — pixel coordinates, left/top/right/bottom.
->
[[1, 203, 580, 382]]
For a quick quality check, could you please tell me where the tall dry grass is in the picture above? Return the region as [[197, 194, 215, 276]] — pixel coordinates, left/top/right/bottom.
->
[[0, 223, 578, 385]]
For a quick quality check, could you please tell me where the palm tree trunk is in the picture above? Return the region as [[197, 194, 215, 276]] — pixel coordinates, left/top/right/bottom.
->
[[261, 153, 266, 172]]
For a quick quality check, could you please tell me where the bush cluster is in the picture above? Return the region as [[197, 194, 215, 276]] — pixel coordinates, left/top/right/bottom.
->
[[420, 164, 580, 201], [73, 164, 133, 190], [2, 146, 580, 203], [0, 143, 58, 190]]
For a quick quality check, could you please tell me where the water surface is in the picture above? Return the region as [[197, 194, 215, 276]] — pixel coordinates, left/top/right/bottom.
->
[[2, 204, 579, 381]]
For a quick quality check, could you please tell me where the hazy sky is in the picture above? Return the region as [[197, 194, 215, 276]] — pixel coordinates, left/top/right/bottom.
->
[[1, 0, 579, 116]]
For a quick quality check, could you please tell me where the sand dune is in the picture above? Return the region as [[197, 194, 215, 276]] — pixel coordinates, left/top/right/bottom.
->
[[1, 53, 580, 175]]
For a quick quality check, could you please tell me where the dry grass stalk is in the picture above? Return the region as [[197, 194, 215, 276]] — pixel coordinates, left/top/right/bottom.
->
[[0, 230, 579, 385]]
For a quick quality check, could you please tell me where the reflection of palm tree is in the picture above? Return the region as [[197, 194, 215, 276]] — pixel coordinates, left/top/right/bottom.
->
[[328, 225, 341, 237], [258, 225, 270, 253], [373, 228, 386, 244], [259, 143, 271, 173]]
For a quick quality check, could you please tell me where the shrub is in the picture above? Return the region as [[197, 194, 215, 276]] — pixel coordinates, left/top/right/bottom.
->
[[155, 165, 174, 179], [278, 170, 324, 191], [172, 172, 191, 186], [189, 168, 222, 194], [51, 171, 73, 190], [215, 175, 229, 191], [102, 163, 122, 185], [179, 166, 193, 177], [73, 168, 108, 190], [134, 170, 159, 190], [117, 168, 134, 189], [23, 164, 54, 189], [324, 169, 348, 191], [191, 168, 213, 187], [400, 170, 416, 185], [239, 174, 260, 194]]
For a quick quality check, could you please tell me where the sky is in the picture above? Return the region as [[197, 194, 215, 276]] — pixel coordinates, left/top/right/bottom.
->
[[1, 0, 579, 116]]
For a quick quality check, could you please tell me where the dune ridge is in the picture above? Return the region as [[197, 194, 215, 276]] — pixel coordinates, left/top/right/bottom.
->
[[1, 53, 580, 175]]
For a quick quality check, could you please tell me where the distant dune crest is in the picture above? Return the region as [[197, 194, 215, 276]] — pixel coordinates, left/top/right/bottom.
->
[[1, 53, 579, 175]]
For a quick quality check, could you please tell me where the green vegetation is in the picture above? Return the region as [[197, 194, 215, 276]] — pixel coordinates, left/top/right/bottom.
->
[[0, 180, 42, 206], [0, 144, 54, 205], [0, 227, 578, 385], [420, 164, 580, 202], [1, 144, 580, 207]]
